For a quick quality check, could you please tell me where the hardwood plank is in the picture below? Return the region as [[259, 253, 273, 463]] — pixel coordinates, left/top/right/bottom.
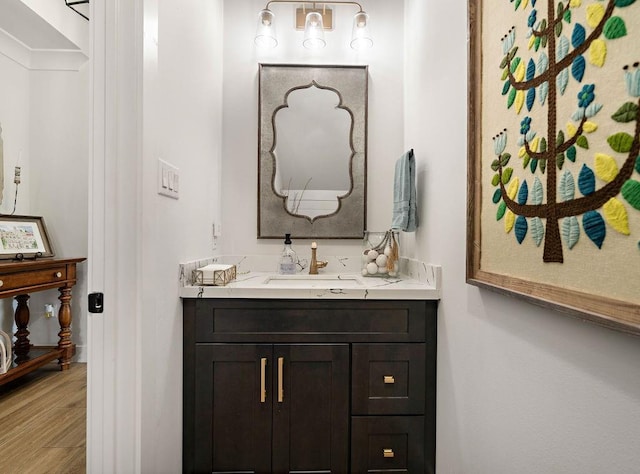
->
[[0, 363, 86, 473]]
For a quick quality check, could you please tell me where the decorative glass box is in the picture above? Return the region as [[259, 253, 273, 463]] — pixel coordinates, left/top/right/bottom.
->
[[192, 264, 237, 286], [361, 230, 399, 277]]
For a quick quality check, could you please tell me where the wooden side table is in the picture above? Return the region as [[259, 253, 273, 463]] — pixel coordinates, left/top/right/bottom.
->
[[0, 258, 86, 386]]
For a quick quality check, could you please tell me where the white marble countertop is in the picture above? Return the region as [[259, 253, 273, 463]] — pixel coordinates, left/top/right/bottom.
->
[[179, 256, 441, 300]]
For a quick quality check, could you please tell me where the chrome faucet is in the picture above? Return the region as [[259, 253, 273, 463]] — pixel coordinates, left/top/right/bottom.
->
[[309, 242, 328, 275]]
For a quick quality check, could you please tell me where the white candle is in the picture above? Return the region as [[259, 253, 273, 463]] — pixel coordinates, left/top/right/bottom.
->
[[311, 241, 317, 249]]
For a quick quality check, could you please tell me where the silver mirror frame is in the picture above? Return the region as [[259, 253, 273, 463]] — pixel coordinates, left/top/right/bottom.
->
[[258, 63, 368, 239]]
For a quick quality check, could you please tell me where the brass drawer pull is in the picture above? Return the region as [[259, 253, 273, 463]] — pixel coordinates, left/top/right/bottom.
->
[[260, 357, 267, 403], [383, 375, 395, 384], [277, 357, 284, 403], [55, 272, 62, 278], [383, 448, 395, 458]]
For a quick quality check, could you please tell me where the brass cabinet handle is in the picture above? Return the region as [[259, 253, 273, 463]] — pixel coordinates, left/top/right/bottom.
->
[[383, 375, 395, 384], [383, 448, 395, 458], [260, 357, 267, 403], [277, 357, 284, 403]]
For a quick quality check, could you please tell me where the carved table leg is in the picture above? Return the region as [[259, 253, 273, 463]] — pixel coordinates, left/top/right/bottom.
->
[[14, 294, 31, 363], [57, 286, 74, 370]]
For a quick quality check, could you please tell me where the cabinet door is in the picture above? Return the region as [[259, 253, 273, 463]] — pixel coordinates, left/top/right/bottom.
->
[[193, 344, 272, 474], [272, 344, 350, 473]]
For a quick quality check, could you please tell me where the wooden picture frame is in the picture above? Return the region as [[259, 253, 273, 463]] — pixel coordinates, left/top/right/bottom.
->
[[0, 215, 54, 260], [467, 0, 640, 335]]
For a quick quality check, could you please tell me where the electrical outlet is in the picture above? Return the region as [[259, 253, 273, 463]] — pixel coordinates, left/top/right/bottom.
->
[[44, 304, 55, 318]]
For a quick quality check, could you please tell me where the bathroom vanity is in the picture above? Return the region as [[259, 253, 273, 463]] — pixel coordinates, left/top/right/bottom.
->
[[181, 262, 440, 473]]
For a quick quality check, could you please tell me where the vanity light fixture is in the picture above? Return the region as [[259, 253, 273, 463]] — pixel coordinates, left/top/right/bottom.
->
[[254, 1, 373, 51]]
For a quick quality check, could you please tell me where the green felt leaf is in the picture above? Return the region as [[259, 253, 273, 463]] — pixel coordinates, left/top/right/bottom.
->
[[541, 33, 548, 48], [500, 55, 509, 69], [500, 153, 512, 166], [530, 158, 538, 173], [497, 201, 507, 220], [564, 9, 571, 23], [621, 180, 640, 210], [557, 130, 565, 146], [531, 217, 544, 247], [604, 17, 627, 40], [491, 159, 500, 171], [534, 36, 541, 51], [507, 87, 517, 108], [501, 67, 509, 81], [555, 21, 563, 38], [531, 177, 544, 205], [509, 47, 519, 62], [540, 137, 548, 153], [540, 158, 547, 174], [502, 80, 511, 96], [559, 170, 575, 201], [502, 167, 514, 185], [608, 132, 634, 153], [515, 0, 521, 10], [492, 188, 503, 204], [523, 155, 531, 168], [557, 2, 564, 17], [562, 216, 580, 250], [577, 135, 589, 149], [614, 0, 636, 8], [492, 173, 500, 186], [636, 156, 640, 174], [611, 102, 638, 123], [567, 145, 577, 162], [510, 57, 521, 73], [557, 152, 565, 170]]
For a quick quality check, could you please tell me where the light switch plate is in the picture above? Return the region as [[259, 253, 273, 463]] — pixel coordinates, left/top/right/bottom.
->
[[158, 158, 179, 199]]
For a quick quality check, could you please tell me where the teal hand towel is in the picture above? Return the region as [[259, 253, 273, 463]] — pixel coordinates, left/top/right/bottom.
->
[[391, 149, 418, 232]]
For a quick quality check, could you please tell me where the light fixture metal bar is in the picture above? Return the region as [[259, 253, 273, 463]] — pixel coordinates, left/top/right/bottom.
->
[[265, 0, 364, 13]]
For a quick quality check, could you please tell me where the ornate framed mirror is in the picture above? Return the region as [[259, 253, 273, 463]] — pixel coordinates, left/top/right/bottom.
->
[[258, 63, 368, 238]]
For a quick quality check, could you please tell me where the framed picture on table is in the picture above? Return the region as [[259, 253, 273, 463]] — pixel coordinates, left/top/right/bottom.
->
[[0, 215, 54, 260]]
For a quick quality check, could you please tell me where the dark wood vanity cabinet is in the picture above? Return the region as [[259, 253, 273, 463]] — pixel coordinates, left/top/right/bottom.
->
[[183, 299, 437, 474]]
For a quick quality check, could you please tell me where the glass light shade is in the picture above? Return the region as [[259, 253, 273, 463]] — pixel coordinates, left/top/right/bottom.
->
[[255, 9, 277, 48], [303, 11, 326, 49], [350, 11, 373, 50]]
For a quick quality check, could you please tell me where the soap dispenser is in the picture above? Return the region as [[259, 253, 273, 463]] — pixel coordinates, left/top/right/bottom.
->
[[278, 233, 297, 275]]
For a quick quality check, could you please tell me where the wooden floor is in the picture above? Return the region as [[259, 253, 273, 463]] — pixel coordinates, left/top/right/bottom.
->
[[0, 362, 86, 474]]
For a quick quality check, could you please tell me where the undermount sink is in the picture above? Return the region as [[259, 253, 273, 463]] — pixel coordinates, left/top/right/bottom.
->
[[262, 274, 364, 288]]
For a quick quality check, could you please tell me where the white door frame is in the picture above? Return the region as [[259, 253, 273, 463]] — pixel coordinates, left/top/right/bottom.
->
[[88, 0, 143, 471]]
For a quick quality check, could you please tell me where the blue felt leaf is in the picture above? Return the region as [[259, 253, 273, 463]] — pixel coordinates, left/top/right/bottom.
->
[[526, 58, 536, 81], [502, 80, 511, 96], [518, 180, 529, 205], [572, 55, 586, 82], [539, 81, 548, 105], [567, 146, 577, 162], [492, 188, 502, 204], [515, 216, 528, 244], [526, 88, 536, 111], [571, 23, 586, 48], [583, 211, 606, 249], [531, 177, 544, 204], [559, 170, 575, 201], [531, 217, 544, 247], [537, 53, 549, 75], [585, 103, 603, 118], [562, 216, 580, 249], [578, 164, 595, 196], [557, 36, 569, 61], [557, 69, 569, 95], [572, 108, 585, 121]]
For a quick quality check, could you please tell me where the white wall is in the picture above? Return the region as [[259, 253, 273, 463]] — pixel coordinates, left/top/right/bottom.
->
[[140, 0, 223, 472], [404, 1, 640, 473], [0, 50, 88, 360], [221, 0, 406, 261]]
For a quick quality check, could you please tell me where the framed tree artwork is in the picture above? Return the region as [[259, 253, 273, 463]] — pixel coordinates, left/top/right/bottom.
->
[[468, 0, 640, 335]]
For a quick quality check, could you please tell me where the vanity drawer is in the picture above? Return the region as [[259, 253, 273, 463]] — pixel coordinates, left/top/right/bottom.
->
[[352, 343, 426, 415], [351, 416, 424, 473], [0, 266, 68, 292], [193, 299, 428, 343]]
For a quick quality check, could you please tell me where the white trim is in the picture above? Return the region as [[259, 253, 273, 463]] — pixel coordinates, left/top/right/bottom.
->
[[0, 28, 88, 71], [88, 0, 143, 472]]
